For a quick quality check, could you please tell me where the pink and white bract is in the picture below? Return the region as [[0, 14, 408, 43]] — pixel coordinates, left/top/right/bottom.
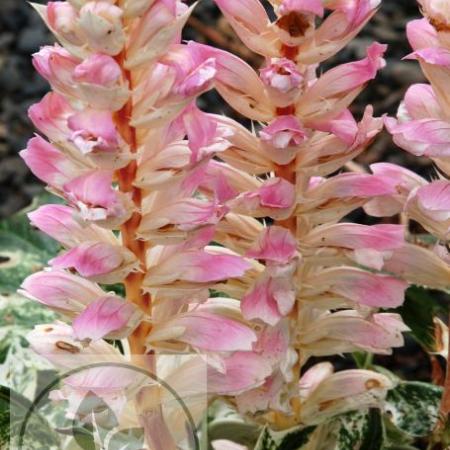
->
[[20, 0, 446, 447]]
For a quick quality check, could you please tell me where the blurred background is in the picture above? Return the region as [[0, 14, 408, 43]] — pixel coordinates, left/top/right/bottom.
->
[[0, 0, 442, 386], [0, 0, 429, 219]]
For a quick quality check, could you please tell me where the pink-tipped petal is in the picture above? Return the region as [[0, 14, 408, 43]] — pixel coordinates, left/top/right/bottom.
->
[[73, 296, 143, 341], [20, 270, 105, 315], [50, 242, 124, 277], [246, 226, 297, 263]]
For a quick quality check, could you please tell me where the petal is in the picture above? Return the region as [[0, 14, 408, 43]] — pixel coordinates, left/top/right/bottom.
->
[[241, 277, 283, 326], [20, 270, 105, 315], [28, 204, 115, 248], [208, 352, 272, 395], [50, 242, 125, 277], [73, 296, 142, 341], [20, 136, 84, 187], [147, 311, 257, 352], [297, 42, 386, 120], [246, 226, 297, 263]]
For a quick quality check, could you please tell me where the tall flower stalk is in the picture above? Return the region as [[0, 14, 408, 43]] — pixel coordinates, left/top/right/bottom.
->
[[386, 0, 450, 427], [17, 0, 445, 447]]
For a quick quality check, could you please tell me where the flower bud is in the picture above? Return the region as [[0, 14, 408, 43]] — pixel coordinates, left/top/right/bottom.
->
[[20, 270, 106, 316], [259, 116, 307, 164], [62, 171, 134, 228], [29, 204, 115, 248], [73, 53, 129, 110], [20, 136, 86, 187], [50, 241, 139, 283], [67, 109, 120, 154], [47, 1, 84, 45], [260, 58, 303, 106], [78, 1, 125, 55], [32, 45, 80, 98]]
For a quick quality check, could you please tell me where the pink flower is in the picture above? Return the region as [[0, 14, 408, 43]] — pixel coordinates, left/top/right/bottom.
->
[[229, 177, 296, 220], [73, 53, 122, 84], [78, 1, 125, 55], [20, 270, 106, 316], [385, 243, 450, 289], [146, 311, 257, 352], [73, 296, 143, 341], [20, 136, 86, 187], [208, 351, 272, 395], [258, 177, 296, 208], [131, 44, 218, 128], [241, 275, 296, 325], [412, 180, 450, 222], [300, 367, 394, 425], [144, 228, 251, 297], [406, 18, 439, 52], [171, 46, 217, 97], [28, 92, 74, 143], [46, 1, 83, 45], [73, 53, 129, 110], [278, 0, 324, 17], [63, 171, 133, 227], [126, 0, 193, 68], [274, 1, 320, 46], [199, 46, 272, 121], [294, 0, 382, 64], [299, 311, 408, 358], [304, 223, 404, 252], [50, 241, 139, 283], [259, 116, 307, 164], [297, 43, 387, 121], [28, 204, 115, 248], [246, 226, 297, 264], [67, 109, 120, 154], [32, 45, 80, 97], [214, 0, 279, 57], [303, 267, 408, 308], [260, 58, 303, 106], [405, 47, 450, 67], [310, 109, 360, 145], [403, 84, 444, 120], [386, 117, 450, 158], [182, 105, 231, 163]]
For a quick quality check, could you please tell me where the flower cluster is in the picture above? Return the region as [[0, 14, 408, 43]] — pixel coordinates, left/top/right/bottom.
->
[[384, 0, 450, 409], [17, 0, 441, 446], [386, 1, 450, 249]]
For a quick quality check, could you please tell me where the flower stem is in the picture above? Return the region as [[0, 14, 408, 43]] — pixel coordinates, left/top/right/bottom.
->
[[114, 52, 151, 356]]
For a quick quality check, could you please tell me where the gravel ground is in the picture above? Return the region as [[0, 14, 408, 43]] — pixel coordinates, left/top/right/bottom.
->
[[0, 0, 428, 218]]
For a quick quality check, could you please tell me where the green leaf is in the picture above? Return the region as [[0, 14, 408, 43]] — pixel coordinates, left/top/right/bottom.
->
[[384, 382, 442, 437], [254, 425, 315, 450], [0, 294, 57, 398], [273, 409, 383, 450], [397, 286, 448, 350], [208, 401, 260, 448], [71, 426, 97, 450], [352, 352, 374, 369], [381, 415, 418, 450], [1, 384, 60, 449], [327, 409, 383, 450], [0, 195, 62, 294]]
